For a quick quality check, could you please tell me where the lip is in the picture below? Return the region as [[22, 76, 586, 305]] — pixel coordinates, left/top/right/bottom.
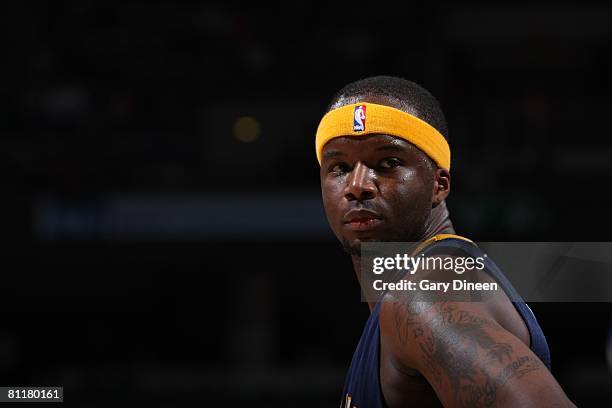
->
[[343, 209, 383, 231]]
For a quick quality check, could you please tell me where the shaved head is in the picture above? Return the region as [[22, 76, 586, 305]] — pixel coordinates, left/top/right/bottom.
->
[[327, 75, 449, 141]]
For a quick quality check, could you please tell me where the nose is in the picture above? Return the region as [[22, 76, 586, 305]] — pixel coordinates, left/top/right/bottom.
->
[[344, 162, 378, 201]]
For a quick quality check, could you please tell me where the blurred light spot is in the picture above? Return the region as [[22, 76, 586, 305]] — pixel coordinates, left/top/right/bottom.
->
[[233, 116, 261, 142]]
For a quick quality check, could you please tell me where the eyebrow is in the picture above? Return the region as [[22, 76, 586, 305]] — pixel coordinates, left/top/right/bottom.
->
[[322, 150, 345, 160], [375, 144, 409, 153]]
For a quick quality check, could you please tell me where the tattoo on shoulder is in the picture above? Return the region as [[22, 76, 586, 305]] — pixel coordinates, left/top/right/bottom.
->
[[392, 301, 542, 407]]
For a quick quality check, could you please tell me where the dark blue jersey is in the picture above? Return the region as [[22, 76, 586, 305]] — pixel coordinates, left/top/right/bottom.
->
[[340, 235, 551, 408]]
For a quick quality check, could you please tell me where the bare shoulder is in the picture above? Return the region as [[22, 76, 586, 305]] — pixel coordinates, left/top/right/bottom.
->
[[378, 275, 575, 407]]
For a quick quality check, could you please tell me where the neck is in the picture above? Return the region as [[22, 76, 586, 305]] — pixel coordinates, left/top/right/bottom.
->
[[351, 255, 374, 310], [351, 200, 455, 311], [421, 200, 455, 241]]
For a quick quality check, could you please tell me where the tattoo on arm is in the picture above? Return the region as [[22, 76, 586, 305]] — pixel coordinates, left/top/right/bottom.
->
[[392, 301, 542, 407]]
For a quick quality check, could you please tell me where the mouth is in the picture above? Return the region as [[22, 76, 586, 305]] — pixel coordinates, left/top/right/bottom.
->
[[345, 218, 383, 231], [343, 209, 383, 232]]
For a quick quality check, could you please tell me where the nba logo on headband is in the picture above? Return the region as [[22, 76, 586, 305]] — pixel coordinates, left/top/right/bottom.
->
[[353, 105, 366, 131]]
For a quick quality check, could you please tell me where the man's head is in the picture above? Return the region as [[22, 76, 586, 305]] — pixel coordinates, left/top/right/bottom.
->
[[317, 76, 451, 254]]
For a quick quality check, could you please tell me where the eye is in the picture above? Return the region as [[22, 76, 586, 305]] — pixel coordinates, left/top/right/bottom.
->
[[330, 162, 350, 175], [380, 157, 402, 169]]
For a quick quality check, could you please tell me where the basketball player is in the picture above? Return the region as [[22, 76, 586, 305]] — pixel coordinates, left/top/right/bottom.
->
[[316, 76, 576, 407]]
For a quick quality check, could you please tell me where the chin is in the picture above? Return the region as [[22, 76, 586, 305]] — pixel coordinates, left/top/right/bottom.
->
[[341, 236, 380, 256]]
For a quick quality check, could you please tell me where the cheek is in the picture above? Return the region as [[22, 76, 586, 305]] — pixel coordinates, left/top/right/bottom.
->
[[321, 178, 344, 217], [383, 170, 432, 212]]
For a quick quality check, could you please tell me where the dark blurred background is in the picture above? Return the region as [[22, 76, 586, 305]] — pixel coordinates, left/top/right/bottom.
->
[[2, 1, 611, 406]]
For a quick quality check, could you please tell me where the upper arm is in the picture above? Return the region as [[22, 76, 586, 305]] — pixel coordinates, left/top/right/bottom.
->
[[380, 299, 575, 407]]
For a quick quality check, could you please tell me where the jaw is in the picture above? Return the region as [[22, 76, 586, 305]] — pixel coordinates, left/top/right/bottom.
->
[[339, 230, 389, 256]]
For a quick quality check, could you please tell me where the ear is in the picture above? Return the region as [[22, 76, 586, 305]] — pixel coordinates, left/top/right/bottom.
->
[[431, 168, 451, 208]]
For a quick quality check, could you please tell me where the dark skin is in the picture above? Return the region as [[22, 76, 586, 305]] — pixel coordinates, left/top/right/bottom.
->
[[320, 96, 576, 407]]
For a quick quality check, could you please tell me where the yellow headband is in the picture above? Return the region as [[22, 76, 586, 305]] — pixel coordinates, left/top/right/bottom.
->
[[315, 103, 451, 169]]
